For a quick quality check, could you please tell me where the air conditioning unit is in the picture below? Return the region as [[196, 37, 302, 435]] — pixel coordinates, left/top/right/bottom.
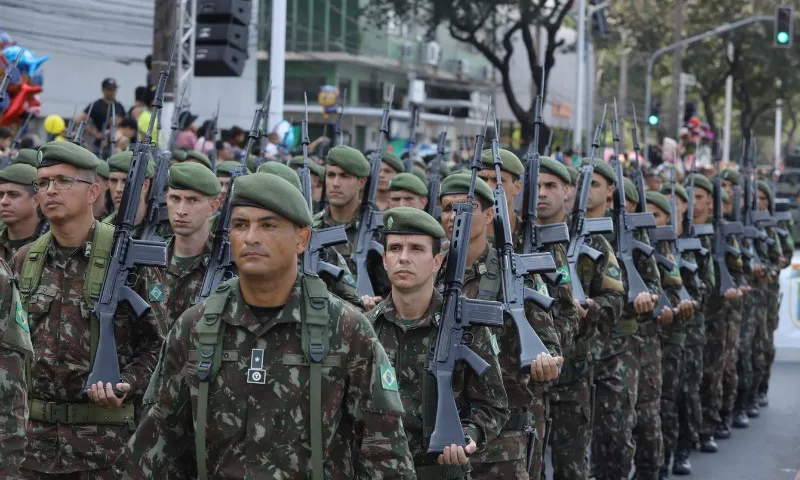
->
[[400, 42, 414, 60], [456, 59, 469, 77], [424, 41, 441, 66]]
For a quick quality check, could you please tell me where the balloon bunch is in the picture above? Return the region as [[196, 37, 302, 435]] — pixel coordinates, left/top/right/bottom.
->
[[0, 31, 48, 126]]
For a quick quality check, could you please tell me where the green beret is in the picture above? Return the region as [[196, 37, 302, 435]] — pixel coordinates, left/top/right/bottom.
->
[[287, 156, 324, 178], [257, 162, 301, 191], [0, 163, 37, 186], [721, 168, 740, 186], [231, 173, 312, 227], [661, 182, 688, 203], [566, 166, 579, 185], [440, 163, 452, 178], [439, 173, 494, 206], [389, 172, 428, 196], [37, 141, 99, 170], [383, 206, 445, 239], [645, 190, 671, 215], [686, 173, 713, 195], [413, 157, 427, 170], [721, 189, 731, 203], [216, 161, 246, 177], [539, 156, 571, 184], [171, 150, 187, 162], [412, 166, 427, 185], [12, 149, 39, 167], [757, 180, 773, 203], [184, 150, 212, 170], [326, 146, 370, 177], [107, 151, 155, 178], [480, 148, 524, 176], [96, 160, 110, 179], [583, 158, 615, 186], [168, 162, 221, 197], [623, 177, 639, 204], [381, 153, 405, 173]]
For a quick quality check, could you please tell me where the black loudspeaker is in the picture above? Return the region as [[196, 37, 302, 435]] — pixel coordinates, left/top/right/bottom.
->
[[197, 0, 252, 26], [197, 23, 248, 51], [195, 45, 246, 77]]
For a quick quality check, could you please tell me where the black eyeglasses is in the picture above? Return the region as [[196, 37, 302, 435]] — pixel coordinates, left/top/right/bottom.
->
[[33, 177, 94, 192]]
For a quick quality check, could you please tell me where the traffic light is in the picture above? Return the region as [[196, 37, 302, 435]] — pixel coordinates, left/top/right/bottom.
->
[[775, 5, 793, 47], [649, 101, 661, 126]]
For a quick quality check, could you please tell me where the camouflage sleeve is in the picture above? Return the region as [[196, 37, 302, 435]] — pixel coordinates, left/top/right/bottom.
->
[[115, 308, 194, 479], [347, 312, 415, 478], [121, 265, 168, 394], [548, 244, 578, 354], [524, 277, 561, 358], [637, 233, 663, 301], [768, 230, 783, 275], [0, 260, 31, 477], [588, 235, 624, 326], [461, 326, 509, 450]]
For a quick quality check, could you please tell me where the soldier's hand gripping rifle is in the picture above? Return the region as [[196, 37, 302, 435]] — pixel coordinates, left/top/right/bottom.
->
[[352, 87, 392, 297], [566, 106, 613, 307], [426, 110, 450, 221], [712, 142, 742, 295], [83, 34, 177, 391], [298, 93, 348, 282], [195, 86, 271, 303], [427, 105, 504, 454], [0, 51, 21, 102], [490, 111, 553, 368]]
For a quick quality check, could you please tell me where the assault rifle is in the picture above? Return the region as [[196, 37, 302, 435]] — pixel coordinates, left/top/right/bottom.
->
[[298, 93, 348, 282], [207, 100, 220, 172], [655, 165, 694, 303], [543, 130, 554, 156], [195, 82, 271, 303], [489, 111, 552, 368], [566, 106, 613, 307], [427, 105, 504, 453], [95, 104, 112, 158], [334, 88, 347, 146], [613, 102, 656, 305], [65, 104, 78, 142], [426, 111, 450, 221], [83, 33, 176, 391], [351, 87, 392, 297], [71, 100, 94, 147], [712, 143, 742, 295], [0, 51, 21, 102], [405, 102, 418, 172], [740, 136, 768, 263]]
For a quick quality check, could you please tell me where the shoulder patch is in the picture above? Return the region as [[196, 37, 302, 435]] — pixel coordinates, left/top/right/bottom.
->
[[669, 262, 681, 277], [536, 282, 549, 296], [148, 283, 165, 302], [380, 364, 398, 391], [342, 273, 356, 287], [15, 302, 29, 333], [606, 265, 621, 280], [556, 265, 571, 284]]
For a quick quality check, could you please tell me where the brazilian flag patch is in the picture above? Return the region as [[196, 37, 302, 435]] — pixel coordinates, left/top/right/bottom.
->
[[669, 263, 681, 277], [343, 273, 356, 287], [556, 265, 571, 284], [148, 284, 164, 302], [380, 365, 398, 391], [15, 302, 29, 333], [536, 282, 549, 296], [607, 265, 621, 280]]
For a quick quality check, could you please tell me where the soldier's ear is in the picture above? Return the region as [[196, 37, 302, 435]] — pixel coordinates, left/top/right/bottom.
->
[[295, 226, 312, 254], [433, 252, 443, 272]]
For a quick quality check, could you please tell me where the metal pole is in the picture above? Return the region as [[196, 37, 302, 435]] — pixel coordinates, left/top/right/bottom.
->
[[267, 0, 287, 132], [643, 14, 773, 161], [775, 98, 783, 170], [723, 42, 734, 163], [677, 73, 686, 139], [585, 36, 593, 152], [574, 0, 586, 153]]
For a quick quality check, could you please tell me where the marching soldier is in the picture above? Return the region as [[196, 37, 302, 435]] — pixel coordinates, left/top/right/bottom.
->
[[0, 163, 42, 260], [12, 141, 166, 478], [103, 151, 154, 226], [162, 162, 221, 327], [546, 159, 625, 479], [0, 257, 33, 478], [368, 206, 508, 478], [435, 173, 562, 479], [214, 160, 244, 205], [375, 153, 405, 211], [116, 173, 415, 479], [388, 173, 429, 210]]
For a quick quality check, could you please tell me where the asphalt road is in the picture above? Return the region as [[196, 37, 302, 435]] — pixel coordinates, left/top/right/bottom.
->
[[544, 361, 800, 480]]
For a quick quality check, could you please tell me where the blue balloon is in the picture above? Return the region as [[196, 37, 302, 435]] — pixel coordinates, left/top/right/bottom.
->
[[3, 46, 49, 77], [31, 68, 44, 86]]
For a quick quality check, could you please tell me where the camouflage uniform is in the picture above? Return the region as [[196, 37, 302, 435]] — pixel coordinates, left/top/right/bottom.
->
[[10, 221, 167, 478], [0, 224, 39, 262], [313, 208, 391, 298], [436, 246, 561, 479], [0, 257, 33, 478], [700, 234, 744, 438], [751, 228, 783, 401], [760, 221, 793, 397], [593, 220, 662, 480], [163, 236, 213, 328], [116, 275, 415, 479], [676, 235, 714, 458], [368, 290, 509, 478], [720, 236, 747, 421], [548, 233, 624, 480]]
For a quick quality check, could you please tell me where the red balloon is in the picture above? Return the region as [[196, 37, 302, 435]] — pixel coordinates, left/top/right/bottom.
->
[[0, 82, 41, 126]]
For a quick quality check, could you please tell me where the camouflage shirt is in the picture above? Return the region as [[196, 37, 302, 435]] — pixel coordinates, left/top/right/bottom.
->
[[0, 257, 33, 477], [164, 236, 213, 328], [10, 222, 167, 474], [0, 224, 38, 262], [117, 275, 416, 479], [654, 242, 685, 341], [313, 207, 391, 298], [367, 290, 508, 465]]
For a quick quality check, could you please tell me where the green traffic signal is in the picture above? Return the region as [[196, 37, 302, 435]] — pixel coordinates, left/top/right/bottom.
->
[[777, 31, 790, 44], [648, 114, 659, 126]]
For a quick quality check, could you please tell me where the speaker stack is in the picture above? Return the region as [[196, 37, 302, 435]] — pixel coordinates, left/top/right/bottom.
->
[[195, 0, 251, 77]]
